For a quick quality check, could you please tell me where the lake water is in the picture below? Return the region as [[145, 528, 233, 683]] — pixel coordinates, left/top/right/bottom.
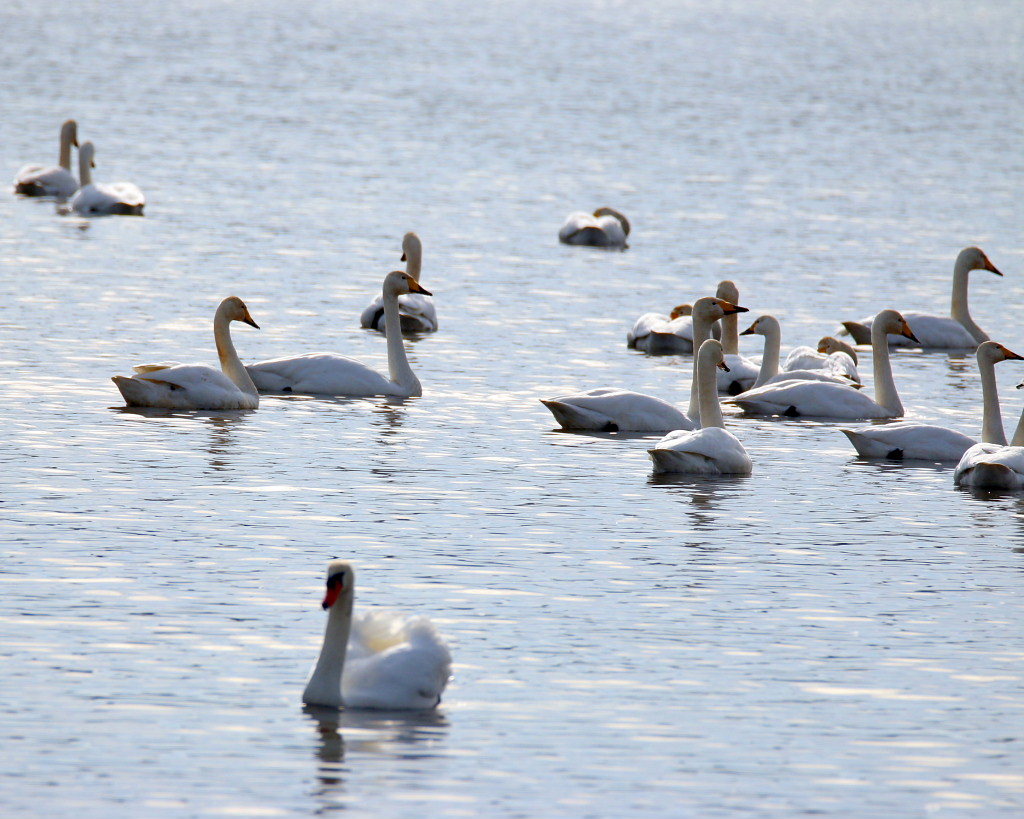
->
[[1, 1, 1022, 816]]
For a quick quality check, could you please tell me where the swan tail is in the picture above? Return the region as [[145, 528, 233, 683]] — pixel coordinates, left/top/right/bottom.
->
[[14, 180, 46, 196], [112, 375, 179, 406], [840, 321, 873, 345], [540, 399, 616, 431]]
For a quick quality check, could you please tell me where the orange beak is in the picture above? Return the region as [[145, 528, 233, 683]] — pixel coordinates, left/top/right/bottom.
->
[[409, 279, 432, 296]]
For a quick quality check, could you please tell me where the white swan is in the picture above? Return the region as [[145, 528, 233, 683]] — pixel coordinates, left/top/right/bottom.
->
[[648, 340, 752, 475], [715, 280, 760, 394], [627, 282, 738, 355], [842, 342, 1023, 461], [302, 561, 452, 711], [70, 142, 145, 216], [727, 310, 917, 418], [559, 207, 630, 248], [246, 270, 430, 397], [359, 233, 438, 333], [542, 297, 746, 432], [740, 316, 861, 389], [112, 297, 260, 410], [13, 119, 78, 199], [840, 247, 1003, 348], [784, 336, 860, 382]]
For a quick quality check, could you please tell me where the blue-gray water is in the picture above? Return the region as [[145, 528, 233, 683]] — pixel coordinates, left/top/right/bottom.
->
[[2, 1, 1023, 816]]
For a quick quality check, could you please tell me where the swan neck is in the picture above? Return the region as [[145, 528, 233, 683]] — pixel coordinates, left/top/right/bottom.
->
[[978, 355, 1007, 445], [870, 321, 903, 415], [78, 152, 91, 187], [383, 285, 420, 395], [214, 309, 258, 397], [721, 314, 739, 355], [688, 311, 716, 420], [1011, 408, 1024, 447], [302, 591, 354, 707], [951, 259, 988, 343], [59, 130, 73, 171], [754, 322, 782, 387], [405, 247, 422, 281], [697, 349, 724, 429]]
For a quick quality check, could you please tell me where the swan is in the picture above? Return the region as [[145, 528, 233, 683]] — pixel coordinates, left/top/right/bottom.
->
[[627, 282, 738, 355], [953, 351, 1024, 487], [359, 233, 438, 333], [784, 336, 860, 381], [13, 119, 78, 198], [840, 247, 1003, 348], [727, 310, 917, 418], [842, 342, 1024, 461], [112, 297, 260, 410], [739, 316, 861, 389], [542, 297, 746, 432], [715, 281, 760, 394], [246, 270, 430, 397], [302, 561, 452, 711], [559, 207, 630, 248], [70, 142, 145, 216], [648, 339, 752, 475]]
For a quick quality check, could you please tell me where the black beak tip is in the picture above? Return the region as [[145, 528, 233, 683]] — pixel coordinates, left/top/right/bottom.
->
[[401, 252, 407, 262], [246, 319, 260, 329]]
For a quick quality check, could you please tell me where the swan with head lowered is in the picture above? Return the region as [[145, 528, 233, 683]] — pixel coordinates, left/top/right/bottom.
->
[[13, 119, 78, 198], [783, 336, 860, 382], [739, 316, 861, 389], [727, 310, 917, 418], [112, 297, 260, 410], [542, 296, 747, 432], [302, 561, 452, 711], [359, 233, 438, 333], [648, 339, 752, 476], [627, 280, 744, 356], [842, 341, 1023, 461], [247, 271, 430, 397], [559, 207, 630, 249], [71, 141, 145, 216], [840, 248, 1003, 348]]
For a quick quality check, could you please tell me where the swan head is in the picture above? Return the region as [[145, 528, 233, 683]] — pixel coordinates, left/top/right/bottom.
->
[[217, 296, 260, 328], [958, 246, 1003, 277], [592, 207, 630, 236], [874, 309, 918, 343], [400, 231, 422, 265], [977, 340, 1024, 366], [321, 560, 354, 610], [740, 314, 779, 337], [715, 280, 740, 304], [693, 295, 748, 322], [669, 303, 692, 319], [61, 119, 78, 148], [383, 270, 432, 297], [817, 336, 859, 363], [79, 140, 96, 169], [698, 338, 731, 372]]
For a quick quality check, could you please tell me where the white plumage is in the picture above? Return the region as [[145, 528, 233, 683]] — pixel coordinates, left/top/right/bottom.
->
[[70, 142, 144, 216], [13, 119, 78, 199]]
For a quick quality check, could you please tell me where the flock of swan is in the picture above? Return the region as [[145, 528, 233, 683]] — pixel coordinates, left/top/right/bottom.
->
[[13, 118, 1021, 710]]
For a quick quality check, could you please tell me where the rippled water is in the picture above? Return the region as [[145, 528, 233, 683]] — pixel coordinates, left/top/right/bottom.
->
[[2, 1, 1023, 816]]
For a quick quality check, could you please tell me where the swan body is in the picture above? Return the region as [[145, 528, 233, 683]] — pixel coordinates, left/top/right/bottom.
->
[[360, 233, 438, 333], [740, 316, 860, 390], [247, 271, 430, 397], [628, 311, 721, 355], [13, 119, 78, 198], [841, 342, 1024, 461], [559, 207, 630, 248], [303, 561, 451, 711], [546, 297, 747, 431], [784, 337, 860, 382], [71, 142, 144, 216], [112, 297, 260, 410], [840, 248, 1002, 348], [648, 340, 752, 475], [728, 310, 916, 418], [954, 444, 1024, 490]]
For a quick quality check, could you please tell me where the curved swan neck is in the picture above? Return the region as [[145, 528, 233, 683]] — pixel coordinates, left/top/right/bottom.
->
[[1010, 407, 1024, 447], [688, 303, 718, 419], [78, 148, 92, 187], [978, 353, 1007, 445], [214, 306, 258, 397], [753, 318, 782, 387], [404, 240, 422, 281], [302, 588, 354, 707], [721, 314, 739, 354], [59, 121, 75, 171], [951, 253, 988, 344], [870, 318, 903, 415], [383, 282, 421, 396], [697, 344, 725, 429]]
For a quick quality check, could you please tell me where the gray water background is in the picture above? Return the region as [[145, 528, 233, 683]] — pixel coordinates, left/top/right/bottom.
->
[[1, 1, 1022, 816]]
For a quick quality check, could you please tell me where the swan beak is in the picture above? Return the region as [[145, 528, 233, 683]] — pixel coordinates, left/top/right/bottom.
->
[[401, 252, 407, 262], [321, 583, 341, 610], [1017, 382, 1024, 390], [984, 258, 1003, 276], [900, 322, 919, 343], [409, 280, 432, 296], [242, 310, 260, 329], [740, 324, 757, 336], [717, 360, 731, 372], [1002, 346, 1024, 361], [720, 300, 749, 315]]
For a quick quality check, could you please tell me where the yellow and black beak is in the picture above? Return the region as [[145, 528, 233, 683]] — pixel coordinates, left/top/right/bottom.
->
[[717, 360, 731, 372], [409, 279, 432, 296], [901, 322, 919, 343], [721, 300, 749, 315], [1002, 345, 1024, 361], [243, 311, 260, 329], [984, 257, 1004, 276], [740, 323, 757, 336]]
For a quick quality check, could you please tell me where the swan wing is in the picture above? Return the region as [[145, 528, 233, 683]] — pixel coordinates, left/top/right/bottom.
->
[[72, 182, 144, 215], [823, 352, 861, 382], [728, 380, 890, 419], [763, 369, 859, 387], [541, 388, 694, 432], [842, 422, 976, 461], [361, 294, 438, 332], [13, 164, 78, 198], [648, 427, 752, 475], [954, 443, 1024, 488], [558, 211, 598, 242], [719, 354, 759, 393], [246, 352, 397, 396], [783, 346, 827, 371], [843, 313, 976, 348], [113, 364, 255, 410], [593, 214, 627, 246]]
